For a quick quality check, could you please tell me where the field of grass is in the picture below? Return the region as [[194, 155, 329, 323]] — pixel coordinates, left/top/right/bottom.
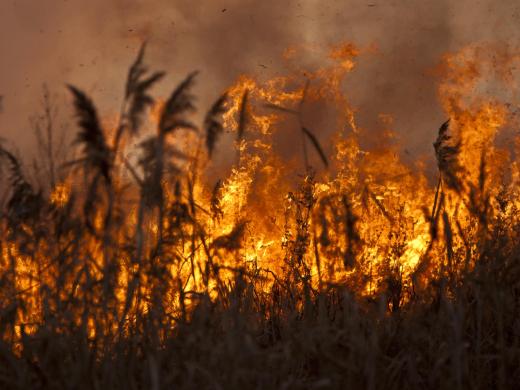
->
[[0, 43, 519, 389]]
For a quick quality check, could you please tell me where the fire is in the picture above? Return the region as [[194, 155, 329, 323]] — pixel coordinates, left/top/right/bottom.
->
[[1, 40, 520, 343], [50, 181, 71, 206]]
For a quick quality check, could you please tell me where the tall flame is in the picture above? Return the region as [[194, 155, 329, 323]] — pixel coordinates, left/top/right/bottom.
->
[[2, 41, 520, 340]]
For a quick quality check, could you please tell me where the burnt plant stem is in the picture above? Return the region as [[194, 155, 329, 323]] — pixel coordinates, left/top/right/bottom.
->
[[111, 99, 129, 164], [432, 174, 442, 219], [300, 121, 309, 173], [43, 90, 56, 188], [118, 196, 145, 335], [299, 79, 310, 173]]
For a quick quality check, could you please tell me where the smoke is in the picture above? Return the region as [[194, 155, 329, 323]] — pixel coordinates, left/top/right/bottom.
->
[[1, 0, 519, 165]]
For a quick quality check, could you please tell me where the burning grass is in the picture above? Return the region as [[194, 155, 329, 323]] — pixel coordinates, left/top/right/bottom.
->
[[0, 42, 520, 388]]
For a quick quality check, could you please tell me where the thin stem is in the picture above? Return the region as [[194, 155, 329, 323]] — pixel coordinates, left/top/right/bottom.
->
[[432, 174, 442, 220]]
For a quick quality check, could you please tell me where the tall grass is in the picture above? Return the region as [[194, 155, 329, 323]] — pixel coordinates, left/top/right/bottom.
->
[[0, 47, 518, 390]]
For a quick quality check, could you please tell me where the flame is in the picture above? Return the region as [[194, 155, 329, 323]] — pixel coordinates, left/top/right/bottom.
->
[[50, 181, 71, 206], [2, 41, 520, 343]]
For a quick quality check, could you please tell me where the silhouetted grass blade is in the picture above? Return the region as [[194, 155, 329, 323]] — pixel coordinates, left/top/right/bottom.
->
[[237, 89, 249, 141], [302, 127, 328, 168], [67, 85, 111, 182], [264, 102, 298, 115], [159, 71, 198, 134], [126, 43, 165, 134], [433, 119, 463, 193], [205, 93, 228, 157]]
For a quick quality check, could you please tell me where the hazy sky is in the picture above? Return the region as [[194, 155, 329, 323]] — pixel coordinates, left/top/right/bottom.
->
[[1, 0, 519, 161]]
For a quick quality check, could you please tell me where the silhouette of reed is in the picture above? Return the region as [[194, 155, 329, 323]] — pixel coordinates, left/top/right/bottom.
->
[[0, 47, 518, 390]]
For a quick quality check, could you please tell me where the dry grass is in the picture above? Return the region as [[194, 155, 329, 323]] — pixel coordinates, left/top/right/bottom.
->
[[0, 47, 519, 390]]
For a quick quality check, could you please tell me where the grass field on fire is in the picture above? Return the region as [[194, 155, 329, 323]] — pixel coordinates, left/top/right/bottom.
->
[[0, 42, 519, 389]]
